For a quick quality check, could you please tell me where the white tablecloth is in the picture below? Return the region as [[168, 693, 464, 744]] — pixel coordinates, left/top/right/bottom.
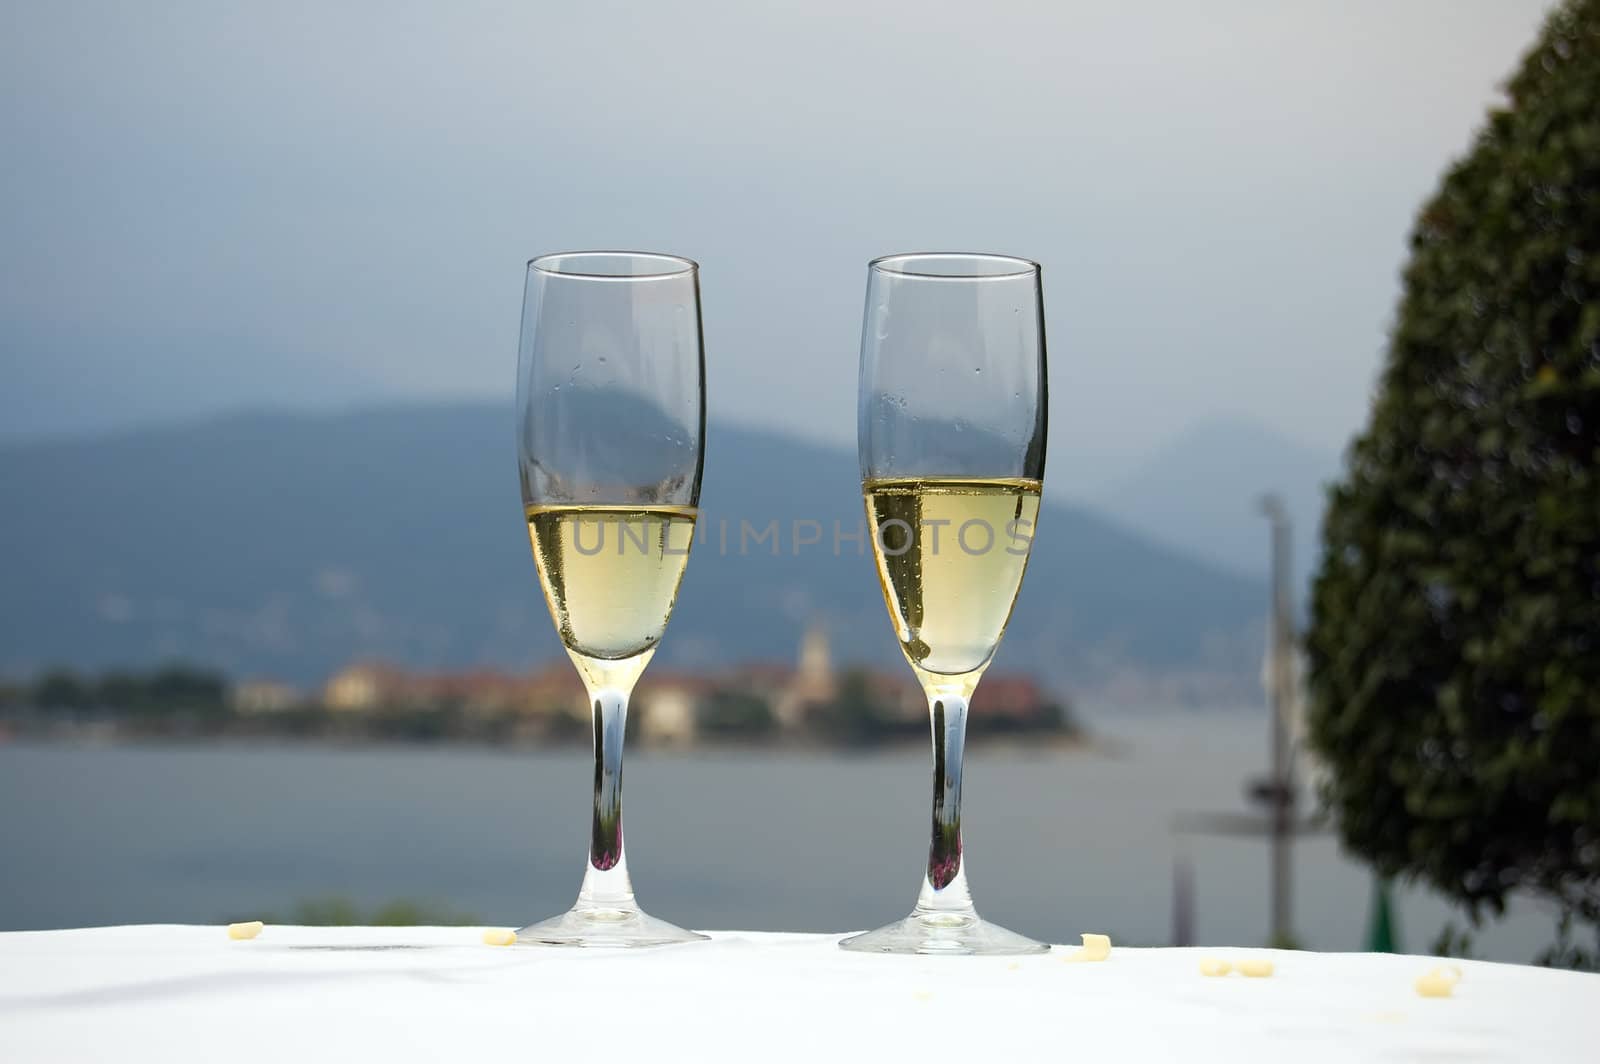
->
[[1, 926, 1596, 1062]]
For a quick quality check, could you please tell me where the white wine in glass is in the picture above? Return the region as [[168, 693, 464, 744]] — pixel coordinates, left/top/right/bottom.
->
[[526, 504, 696, 686], [863, 477, 1041, 678], [844, 253, 1050, 956], [514, 252, 707, 948]]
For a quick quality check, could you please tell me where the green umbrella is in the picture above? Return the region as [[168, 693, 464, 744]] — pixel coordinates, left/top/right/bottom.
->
[[1365, 877, 1400, 953]]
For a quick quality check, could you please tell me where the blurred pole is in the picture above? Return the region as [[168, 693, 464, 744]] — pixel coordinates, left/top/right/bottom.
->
[[1260, 494, 1295, 947], [1175, 500, 1321, 948], [1172, 853, 1195, 947]]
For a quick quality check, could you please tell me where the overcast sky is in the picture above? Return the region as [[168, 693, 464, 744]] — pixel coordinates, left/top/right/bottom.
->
[[0, 0, 1554, 487]]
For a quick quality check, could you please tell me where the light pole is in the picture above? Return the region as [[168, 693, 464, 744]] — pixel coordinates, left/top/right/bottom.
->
[[1171, 493, 1308, 949], [1258, 493, 1295, 947]]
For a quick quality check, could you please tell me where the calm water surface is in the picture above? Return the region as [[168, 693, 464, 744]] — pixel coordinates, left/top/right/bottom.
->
[[0, 708, 1553, 960]]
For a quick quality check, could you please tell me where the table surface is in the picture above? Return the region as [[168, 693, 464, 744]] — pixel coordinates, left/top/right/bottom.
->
[[1, 926, 1597, 1062]]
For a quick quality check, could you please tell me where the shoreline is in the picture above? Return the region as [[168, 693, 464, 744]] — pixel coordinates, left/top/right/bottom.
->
[[0, 726, 1098, 758]]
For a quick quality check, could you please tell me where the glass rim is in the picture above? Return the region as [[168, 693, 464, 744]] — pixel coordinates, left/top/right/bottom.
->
[[869, 251, 1040, 280], [527, 250, 698, 280]]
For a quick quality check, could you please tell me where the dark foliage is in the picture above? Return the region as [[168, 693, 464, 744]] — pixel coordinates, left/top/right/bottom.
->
[[807, 671, 916, 746], [697, 691, 777, 738], [30, 663, 227, 715], [1307, 0, 1600, 964]]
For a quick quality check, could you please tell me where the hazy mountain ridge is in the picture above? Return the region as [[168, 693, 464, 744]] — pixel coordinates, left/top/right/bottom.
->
[[0, 403, 1269, 704], [1088, 417, 1342, 598]]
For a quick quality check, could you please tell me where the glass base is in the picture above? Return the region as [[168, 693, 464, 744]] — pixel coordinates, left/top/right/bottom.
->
[[515, 904, 708, 949], [839, 910, 1050, 956]]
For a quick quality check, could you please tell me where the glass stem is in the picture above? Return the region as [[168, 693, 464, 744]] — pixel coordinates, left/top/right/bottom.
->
[[575, 686, 637, 912], [915, 690, 974, 915]]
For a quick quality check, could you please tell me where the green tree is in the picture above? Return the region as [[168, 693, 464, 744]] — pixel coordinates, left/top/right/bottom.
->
[[93, 664, 228, 716], [95, 670, 149, 713], [697, 691, 777, 739], [811, 670, 903, 745], [31, 668, 93, 711], [253, 896, 479, 926], [139, 664, 228, 715], [1306, 0, 1600, 966]]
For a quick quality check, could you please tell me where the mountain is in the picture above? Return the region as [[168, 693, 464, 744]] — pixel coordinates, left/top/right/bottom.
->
[[0, 404, 1268, 703], [1087, 418, 1343, 598]]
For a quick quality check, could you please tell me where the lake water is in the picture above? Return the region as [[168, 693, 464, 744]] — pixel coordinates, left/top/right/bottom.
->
[[0, 708, 1554, 961]]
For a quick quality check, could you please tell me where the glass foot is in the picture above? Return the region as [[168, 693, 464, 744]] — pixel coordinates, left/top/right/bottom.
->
[[840, 910, 1049, 956], [515, 904, 708, 949]]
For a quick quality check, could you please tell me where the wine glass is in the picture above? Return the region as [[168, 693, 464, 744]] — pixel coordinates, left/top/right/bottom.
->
[[842, 252, 1049, 955], [514, 251, 707, 947]]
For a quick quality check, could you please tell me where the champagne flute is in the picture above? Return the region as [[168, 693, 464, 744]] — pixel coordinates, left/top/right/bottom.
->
[[514, 251, 706, 947], [842, 252, 1049, 955]]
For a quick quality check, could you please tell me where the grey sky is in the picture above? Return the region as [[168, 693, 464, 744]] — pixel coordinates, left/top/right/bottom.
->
[[0, 0, 1553, 488]]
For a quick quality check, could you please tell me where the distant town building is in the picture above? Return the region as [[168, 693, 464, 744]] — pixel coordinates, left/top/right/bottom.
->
[[311, 630, 1068, 745], [765, 624, 835, 729], [967, 675, 1058, 728], [322, 661, 587, 718], [635, 673, 709, 746], [417, 669, 533, 715], [231, 679, 301, 714], [520, 663, 588, 719], [323, 662, 406, 711], [858, 670, 925, 723]]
